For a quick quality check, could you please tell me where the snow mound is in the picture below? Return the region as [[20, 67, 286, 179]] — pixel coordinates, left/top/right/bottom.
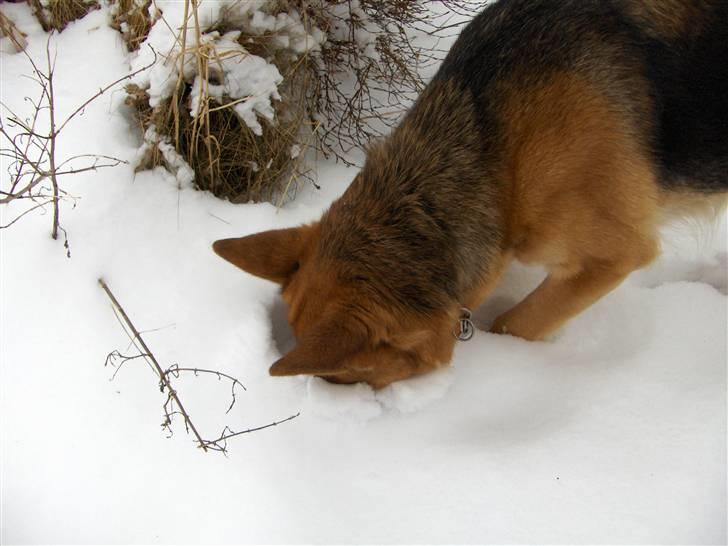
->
[[376, 366, 454, 413], [304, 377, 383, 422], [304, 366, 454, 422]]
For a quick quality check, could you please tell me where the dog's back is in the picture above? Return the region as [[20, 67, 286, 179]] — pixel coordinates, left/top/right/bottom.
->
[[435, 0, 728, 194], [639, 0, 728, 192]]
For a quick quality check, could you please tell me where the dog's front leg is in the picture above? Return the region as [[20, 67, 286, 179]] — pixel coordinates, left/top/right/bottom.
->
[[490, 257, 650, 341]]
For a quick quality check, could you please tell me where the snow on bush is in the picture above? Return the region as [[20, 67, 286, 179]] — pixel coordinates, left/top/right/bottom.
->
[[124, 0, 482, 203], [125, 0, 324, 201], [130, 1, 323, 121]]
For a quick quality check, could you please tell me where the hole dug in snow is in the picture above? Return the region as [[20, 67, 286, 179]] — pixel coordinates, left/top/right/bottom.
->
[[269, 295, 295, 357]]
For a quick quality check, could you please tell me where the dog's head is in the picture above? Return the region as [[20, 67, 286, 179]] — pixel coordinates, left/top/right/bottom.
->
[[213, 224, 456, 388]]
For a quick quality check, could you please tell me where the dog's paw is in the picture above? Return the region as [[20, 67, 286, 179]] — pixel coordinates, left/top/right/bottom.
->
[[489, 316, 511, 335]]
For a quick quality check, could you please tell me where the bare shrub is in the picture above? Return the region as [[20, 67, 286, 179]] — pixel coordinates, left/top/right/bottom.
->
[[0, 38, 154, 249], [296, 0, 475, 157]]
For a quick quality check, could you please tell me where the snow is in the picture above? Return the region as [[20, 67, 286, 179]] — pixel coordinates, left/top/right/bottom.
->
[[1, 4, 726, 544], [302, 367, 454, 422], [129, 0, 323, 137], [137, 125, 196, 188]]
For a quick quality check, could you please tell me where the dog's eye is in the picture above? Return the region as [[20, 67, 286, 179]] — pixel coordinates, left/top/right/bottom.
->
[[353, 275, 369, 283]]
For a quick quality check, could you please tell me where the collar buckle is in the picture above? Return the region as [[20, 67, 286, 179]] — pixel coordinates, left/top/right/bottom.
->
[[453, 307, 475, 341]]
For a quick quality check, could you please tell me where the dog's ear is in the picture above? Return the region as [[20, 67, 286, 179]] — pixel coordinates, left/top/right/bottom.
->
[[212, 225, 312, 284], [269, 314, 367, 377]]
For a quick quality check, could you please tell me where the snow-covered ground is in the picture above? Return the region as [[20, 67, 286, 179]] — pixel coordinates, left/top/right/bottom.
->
[[1, 5, 726, 544]]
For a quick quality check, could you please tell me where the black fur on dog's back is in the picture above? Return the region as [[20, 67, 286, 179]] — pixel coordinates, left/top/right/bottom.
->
[[644, 1, 728, 191], [435, 0, 728, 193]]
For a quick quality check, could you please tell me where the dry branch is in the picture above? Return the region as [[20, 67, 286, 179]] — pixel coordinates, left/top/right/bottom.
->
[[99, 278, 208, 449], [99, 278, 300, 454]]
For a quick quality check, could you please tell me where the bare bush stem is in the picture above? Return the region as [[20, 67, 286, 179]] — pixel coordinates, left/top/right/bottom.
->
[[45, 39, 60, 239]]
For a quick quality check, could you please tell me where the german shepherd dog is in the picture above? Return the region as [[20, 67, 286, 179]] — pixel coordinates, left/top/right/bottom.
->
[[214, 0, 728, 388]]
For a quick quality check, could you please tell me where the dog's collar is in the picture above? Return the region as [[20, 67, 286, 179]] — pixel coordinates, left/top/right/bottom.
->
[[453, 307, 475, 341]]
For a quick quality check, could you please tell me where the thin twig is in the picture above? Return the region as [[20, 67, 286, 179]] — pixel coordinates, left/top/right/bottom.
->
[[203, 412, 301, 452], [54, 45, 158, 137], [164, 364, 246, 414], [105, 350, 152, 381]]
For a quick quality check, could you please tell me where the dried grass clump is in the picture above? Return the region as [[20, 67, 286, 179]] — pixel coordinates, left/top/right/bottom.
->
[[127, 80, 309, 203], [110, 0, 154, 51], [29, 0, 99, 32], [127, 0, 483, 204]]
